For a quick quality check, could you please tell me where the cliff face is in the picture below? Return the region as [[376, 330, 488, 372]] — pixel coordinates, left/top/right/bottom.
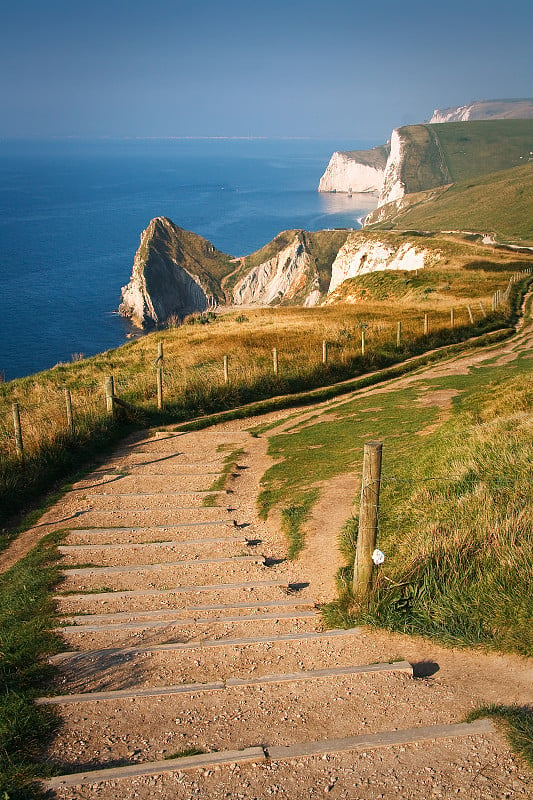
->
[[121, 220, 451, 325], [328, 232, 439, 293], [378, 126, 451, 208], [430, 99, 533, 123], [318, 144, 390, 194], [232, 232, 328, 307], [119, 217, 233, 328]]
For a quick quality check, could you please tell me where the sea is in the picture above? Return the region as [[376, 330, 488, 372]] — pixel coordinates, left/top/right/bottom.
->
[[0, 138, 379, 381]]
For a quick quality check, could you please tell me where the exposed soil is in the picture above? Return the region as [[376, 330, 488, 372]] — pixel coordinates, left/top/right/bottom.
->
[[4, 315, 533, 798]]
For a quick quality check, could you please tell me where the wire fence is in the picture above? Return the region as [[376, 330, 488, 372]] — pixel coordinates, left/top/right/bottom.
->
[[1, 271, 531, 469]]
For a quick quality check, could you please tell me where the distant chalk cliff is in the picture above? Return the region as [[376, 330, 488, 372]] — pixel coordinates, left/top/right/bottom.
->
[[429, 98, 533, 124], [318, 145, 390, 195]]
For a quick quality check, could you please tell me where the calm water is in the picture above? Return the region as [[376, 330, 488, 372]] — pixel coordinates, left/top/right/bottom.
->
[[0, 138, 378, 381]]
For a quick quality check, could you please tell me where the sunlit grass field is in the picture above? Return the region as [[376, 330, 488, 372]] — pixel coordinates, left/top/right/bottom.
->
[[0, 245, 530, 527]]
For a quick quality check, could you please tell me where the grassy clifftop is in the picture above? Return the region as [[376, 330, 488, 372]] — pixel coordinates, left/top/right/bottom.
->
[[385, 119, 533, 202], [367, 163, 533, 244]]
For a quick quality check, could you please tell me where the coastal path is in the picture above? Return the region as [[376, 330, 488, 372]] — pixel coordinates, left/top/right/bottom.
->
[[32, 405, 532, 798]]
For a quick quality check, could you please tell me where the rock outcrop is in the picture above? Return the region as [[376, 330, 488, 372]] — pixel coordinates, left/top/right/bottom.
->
[[119, 217, 233, 328], [328, 232, 440, 293], [378, 126, 451, 208], [230, 229, 350, 307], [232, 234, 317, 306], [429, 98, 533, 124], [318, 145, 390, 194]]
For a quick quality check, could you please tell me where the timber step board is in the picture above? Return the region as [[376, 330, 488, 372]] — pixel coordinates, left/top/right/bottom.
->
[[49, 627, 363, 663], [68, 522, 236, 533], [58, 537, 246, 552], [75, 506, 232, 514], [61, 599, 317, 624], [68, 491, 229, 496], [45, 720, 494, 789], [54, 579, 293, 601], [62, 556, 264, 576], [38, 661, 412, 705], [56, 610, 318, 633], [88, 470, 222, 478]]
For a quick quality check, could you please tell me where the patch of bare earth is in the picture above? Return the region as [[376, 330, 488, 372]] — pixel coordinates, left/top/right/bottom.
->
[[6, 321, 533, 798]]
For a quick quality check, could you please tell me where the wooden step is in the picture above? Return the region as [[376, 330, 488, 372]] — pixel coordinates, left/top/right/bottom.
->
[[44, 720, 495, 789], [38, 661, 412, 705]]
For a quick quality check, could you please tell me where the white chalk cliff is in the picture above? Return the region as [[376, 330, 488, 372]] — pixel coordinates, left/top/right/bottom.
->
[[318, 145, 390, 194], [232, 235, 319, 306], [328, 233, 438, 293], [119, 217, 229, 328], [429, 99, 533, 123], [377, 129, 407, 207]]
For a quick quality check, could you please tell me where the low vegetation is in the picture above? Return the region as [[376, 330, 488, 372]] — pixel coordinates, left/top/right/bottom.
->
[[0, 532, 64, 799], [367, 163, 533, 244], [1, 248, 530, 532]]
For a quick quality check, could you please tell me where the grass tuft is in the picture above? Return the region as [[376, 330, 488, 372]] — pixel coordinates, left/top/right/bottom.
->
[[0, 532, 64, 798], [467, 705, 533, 770]]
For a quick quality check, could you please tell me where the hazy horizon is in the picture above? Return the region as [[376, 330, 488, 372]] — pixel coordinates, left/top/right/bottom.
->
[[1, 0, 532, 143]]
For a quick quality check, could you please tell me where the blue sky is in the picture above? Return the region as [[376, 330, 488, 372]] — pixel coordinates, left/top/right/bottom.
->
[[1, 0, 531, 141]]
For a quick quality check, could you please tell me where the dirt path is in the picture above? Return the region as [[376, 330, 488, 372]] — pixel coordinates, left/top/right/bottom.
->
[[3, 313, 533, 797], [33, 415, 532, 798]]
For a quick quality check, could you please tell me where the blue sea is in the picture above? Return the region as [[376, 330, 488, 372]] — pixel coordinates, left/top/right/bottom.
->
[[0, 138, 378, 381]]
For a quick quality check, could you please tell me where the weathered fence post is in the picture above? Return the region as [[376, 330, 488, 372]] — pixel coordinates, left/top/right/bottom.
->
[[104, 376, 115, 416], [450, 307, 455, 329], [156, 342, 164, 410], [273, 347, 279, 375], [353, 441, 383, 600], [361, 329, 366, 357], [396, 321, 402, 349], [12, 402, 24, 459], [322, 339, 328, 365], [64, 387, 74, 431], [479, 300, 487, 318], [424, 313, 429, 336], [223, 355, 229, 384], [466, 305, 474, 324]]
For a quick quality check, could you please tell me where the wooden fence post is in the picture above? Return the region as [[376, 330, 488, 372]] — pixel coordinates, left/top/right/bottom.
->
[[353, 441, 383, 600], [273, 347, 279, 375], [479, 301, 487, 318], [64, 387, 74, 431], [104, 376, 115, 416], [156, 366, 164, 410], [424, 313, 429, 336], [155, 342, 164, 410], [322, 339, 328, 365], [466, 305, 474, 324], [450, 307, 455, 329], [12, 402, 24, 459], [223, 355, 229, 384], [396, 321, 401, 349], [361, 329, 366, 357]]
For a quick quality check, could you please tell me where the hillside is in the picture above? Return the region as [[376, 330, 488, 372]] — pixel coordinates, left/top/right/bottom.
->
[[429, 98, 533, 123], [119, 217, 235, 327], [365, 163, 533, 244], [378, 119, 533, 206]]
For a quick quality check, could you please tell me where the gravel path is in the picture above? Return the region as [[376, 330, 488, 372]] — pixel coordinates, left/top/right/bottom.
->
[[34, 421, 532, 798]]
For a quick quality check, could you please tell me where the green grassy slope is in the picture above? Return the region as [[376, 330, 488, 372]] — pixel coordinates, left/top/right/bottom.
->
[[388, 119, 533, 200], [368, 163, 533, 243], [434, 119, 533, 183]]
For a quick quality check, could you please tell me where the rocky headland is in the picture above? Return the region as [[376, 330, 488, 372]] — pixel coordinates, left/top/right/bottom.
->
[[319, 98, 533, 201], [119, 218, 447, 328]]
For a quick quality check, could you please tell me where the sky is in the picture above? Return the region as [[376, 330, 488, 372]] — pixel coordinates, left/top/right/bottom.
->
[[0, 0, 532, 142]]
